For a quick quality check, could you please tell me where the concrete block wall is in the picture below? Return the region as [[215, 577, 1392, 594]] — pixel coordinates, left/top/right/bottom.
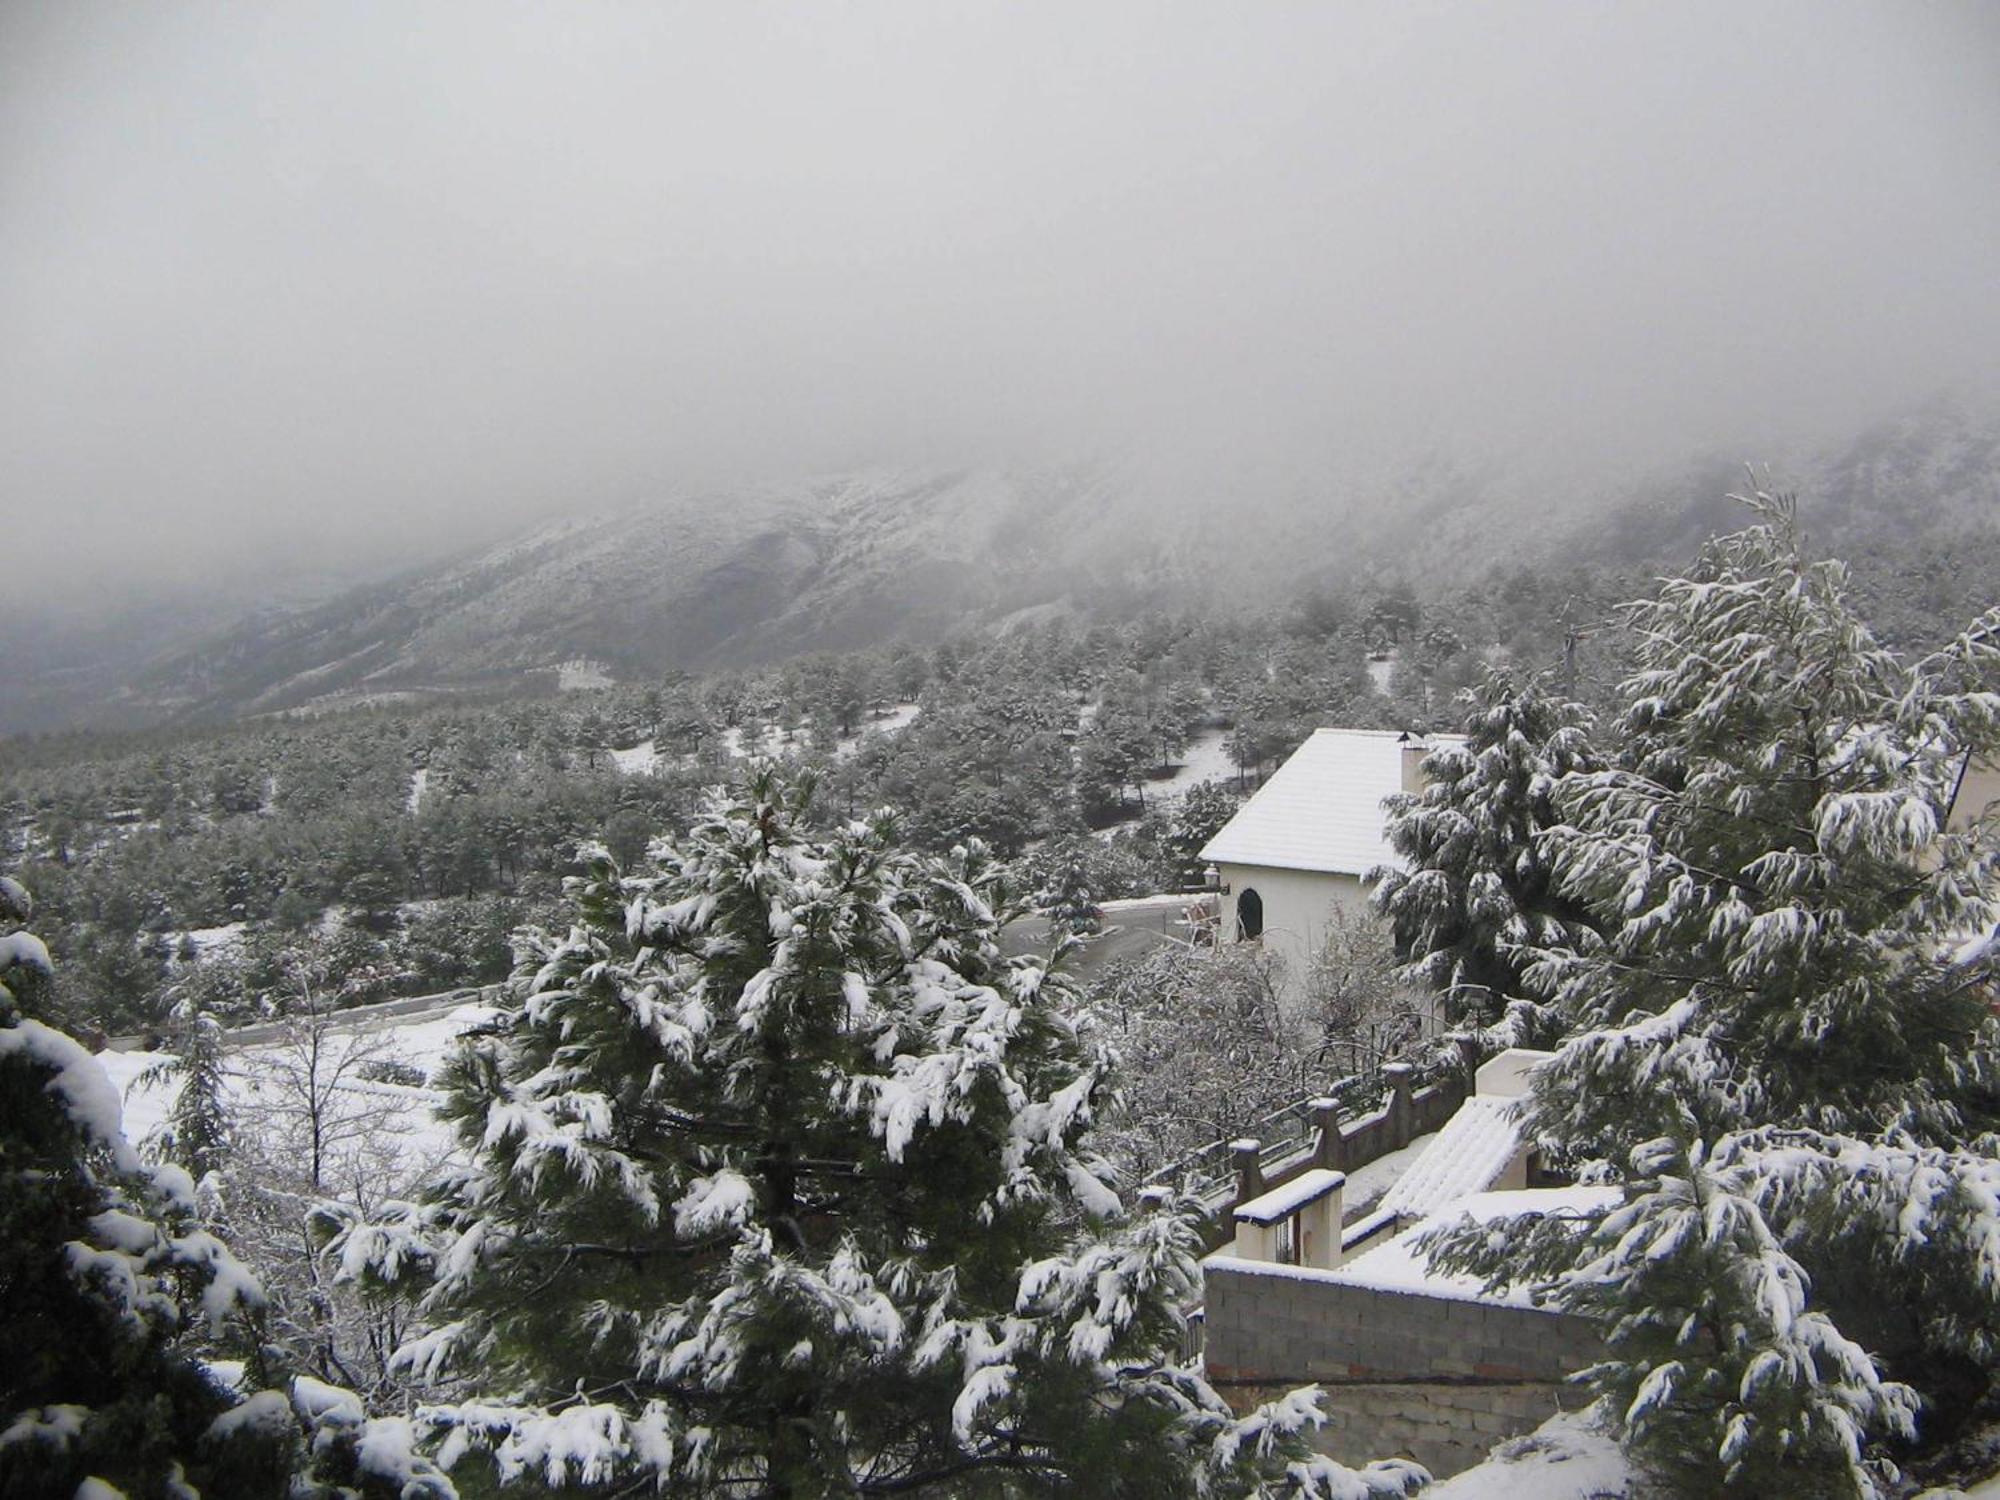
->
[[1225, 1378, 1587, 1478], [1203, 1258, 1603, 1477]]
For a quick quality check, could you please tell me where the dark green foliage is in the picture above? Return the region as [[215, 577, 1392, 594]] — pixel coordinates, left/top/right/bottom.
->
[[1373, 670, 1602, 1027], [1025, 836, 1106, 937], [0, 874, 299, 1500], [138, 1008, 233, 1181], [1163, 778, 1241, 889]]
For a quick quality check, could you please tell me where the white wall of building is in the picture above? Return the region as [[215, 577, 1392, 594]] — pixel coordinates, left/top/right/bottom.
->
[[1951, 758, 1999, 834], [1214, 860, 1374, 994]]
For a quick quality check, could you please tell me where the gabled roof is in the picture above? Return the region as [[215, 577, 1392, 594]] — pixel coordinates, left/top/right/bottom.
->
[[1198, 727, 1464, 877]]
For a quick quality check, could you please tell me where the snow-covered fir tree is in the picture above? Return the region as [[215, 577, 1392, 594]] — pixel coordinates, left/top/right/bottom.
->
[[1165, 780, 1242, 889], [1371, 669, 1601, 1031], [136, 1006, 233, 1182], [1032, 842, 1104, 938], [338, 768, 1426, 1498], [1424, 493, 2000, 1497]]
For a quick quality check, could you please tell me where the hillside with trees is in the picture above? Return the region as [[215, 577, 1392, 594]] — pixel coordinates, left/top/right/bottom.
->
[[4, 486, 1998, 1496], [5, 572, 1607, 1038]]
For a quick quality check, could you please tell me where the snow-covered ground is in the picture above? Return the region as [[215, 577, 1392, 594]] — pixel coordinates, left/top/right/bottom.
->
[[96, 1001, 502, 1175], [1367, 655, 1396, 694], [606, 705, 922, 777], [1097, 894, 1198, 915], [834, 703, 920, 759], [1426, 1409, 1632, 1498], [168, 922, 249, 963], [720, 724, 794, 759], [276, 688, 429, 718], [1143, 727, 1241, 802], [1432, 1407, 2000, 1497], [608, 740, 660, 774], [406, 767, 428, 813], [554, 658, 615, 691]]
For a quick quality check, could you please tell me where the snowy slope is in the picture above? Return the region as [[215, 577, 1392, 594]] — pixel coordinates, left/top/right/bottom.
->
[[122, 465, 1225, 719], [97, 1002, 499, 1172]]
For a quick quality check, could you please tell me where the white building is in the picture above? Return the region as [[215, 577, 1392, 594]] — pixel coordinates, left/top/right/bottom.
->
[[1199, 727, 1463, 986], [1950, 752, 1999, 835]]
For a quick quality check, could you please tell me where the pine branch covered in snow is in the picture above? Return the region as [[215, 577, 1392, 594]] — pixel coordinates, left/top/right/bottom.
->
[[336, 766, 1419, 1495]]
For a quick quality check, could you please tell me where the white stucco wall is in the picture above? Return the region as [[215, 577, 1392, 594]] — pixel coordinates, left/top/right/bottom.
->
[[1951, 758, 1999, 834], [1214, 861, 1374, 994]]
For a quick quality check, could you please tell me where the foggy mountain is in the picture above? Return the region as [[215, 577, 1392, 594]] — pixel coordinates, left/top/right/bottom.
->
[[7, 396, 1992, 735], [107, 466, 1212, 724]]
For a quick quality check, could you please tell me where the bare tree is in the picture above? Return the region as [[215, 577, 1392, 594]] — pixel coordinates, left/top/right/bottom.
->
[[1301, 907, 1431, 1079], [212, 966, 443, 1401], [1085, 939, 1318, 1181], [249, 967, 401, 1191]]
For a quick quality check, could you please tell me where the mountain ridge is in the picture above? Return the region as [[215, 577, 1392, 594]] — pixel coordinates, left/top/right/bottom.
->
[[11, 401, 1997, 735]]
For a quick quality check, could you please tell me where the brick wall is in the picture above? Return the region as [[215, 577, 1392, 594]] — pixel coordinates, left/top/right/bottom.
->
[[1203, 1257, 1603, 1478]]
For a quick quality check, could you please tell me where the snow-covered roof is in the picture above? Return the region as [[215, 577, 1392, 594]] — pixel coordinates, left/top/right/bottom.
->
[[1199, 728, 1465, 877], [1375, 1095, 1525, 1223]]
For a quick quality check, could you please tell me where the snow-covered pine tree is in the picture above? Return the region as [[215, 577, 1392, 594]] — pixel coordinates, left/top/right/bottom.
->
[[1370, 669, 1601, 1030], [1166, 779, 1242, 889], [337, 768, 1425, 1499], [1424, 492, 2000, 1497], [1034, 843, 1104, 938], [136, 1006, 233, 1182]]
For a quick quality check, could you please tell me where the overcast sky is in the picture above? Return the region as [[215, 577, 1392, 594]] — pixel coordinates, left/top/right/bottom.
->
[[4, 1, 1998, 602]]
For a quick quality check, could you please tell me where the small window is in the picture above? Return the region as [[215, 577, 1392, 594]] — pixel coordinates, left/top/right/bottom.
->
[[1236, 887, 1264, 941]]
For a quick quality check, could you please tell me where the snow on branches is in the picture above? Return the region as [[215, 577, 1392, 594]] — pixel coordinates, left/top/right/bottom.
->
[[1419, 492, 2000, 1496], [1373, 669, 1602, 1030], [338, 767, 1414, 1495]]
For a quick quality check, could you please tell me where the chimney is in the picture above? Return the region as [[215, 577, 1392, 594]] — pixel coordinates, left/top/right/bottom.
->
[[1398, 731, 1429, 794]]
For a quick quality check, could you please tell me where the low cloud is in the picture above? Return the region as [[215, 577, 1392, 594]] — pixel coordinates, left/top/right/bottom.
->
[[4, 2, 1997, 604]]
